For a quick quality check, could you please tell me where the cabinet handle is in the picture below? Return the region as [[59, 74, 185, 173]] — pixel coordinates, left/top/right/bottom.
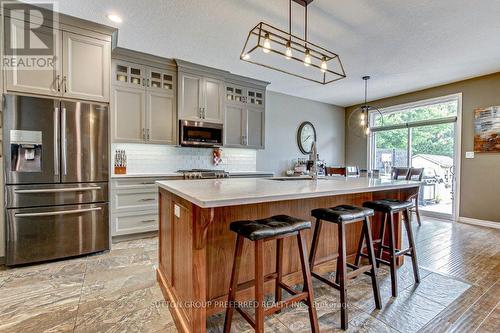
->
[[147, 128, 150, 141], [141, 182, 155, 185], [63, 76, 67, 93], [56, 74, 61, 92], [141, 219, 156, 223], [140, 198, 156, 202], [147, 78, 150, 87], [142, 128, 146, 141], [202, 107, 206, 119]]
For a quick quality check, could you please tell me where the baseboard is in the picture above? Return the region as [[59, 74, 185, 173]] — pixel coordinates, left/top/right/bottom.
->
[[112, 231, 158, 244], [458, 216, 500, 229]]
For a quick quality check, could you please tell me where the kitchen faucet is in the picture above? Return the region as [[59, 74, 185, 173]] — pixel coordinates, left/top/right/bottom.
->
[[310, 141, 318, 180]]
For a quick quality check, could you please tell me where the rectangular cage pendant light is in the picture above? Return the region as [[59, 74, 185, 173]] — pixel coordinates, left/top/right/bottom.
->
[[240, 1, 346, 85]]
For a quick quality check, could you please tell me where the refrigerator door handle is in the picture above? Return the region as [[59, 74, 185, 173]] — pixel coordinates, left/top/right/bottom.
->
[[54, 107, 60, 176], [15, 207, 102, 217], [61, 106, 67, 176], [14, 186, 102, 194]]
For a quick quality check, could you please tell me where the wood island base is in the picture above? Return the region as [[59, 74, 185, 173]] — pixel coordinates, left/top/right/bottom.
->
[[157, 186, 418, 333]]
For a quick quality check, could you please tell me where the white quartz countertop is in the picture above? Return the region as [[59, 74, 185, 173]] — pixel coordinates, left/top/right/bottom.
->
[[156, 177, 421, 208]]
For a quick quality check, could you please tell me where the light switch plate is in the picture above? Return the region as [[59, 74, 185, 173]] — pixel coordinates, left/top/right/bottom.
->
[[174, 204, 181, 218], [465, 151, 475, 159]]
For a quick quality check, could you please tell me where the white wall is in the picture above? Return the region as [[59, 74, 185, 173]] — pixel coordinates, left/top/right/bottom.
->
[[257, 91, 345, 176]]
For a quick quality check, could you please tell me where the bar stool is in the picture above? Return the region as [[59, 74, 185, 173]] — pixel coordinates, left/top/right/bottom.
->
[[309, 205, 382, 330], [224, 215, 319, 333], [356, 199, 420, 297]]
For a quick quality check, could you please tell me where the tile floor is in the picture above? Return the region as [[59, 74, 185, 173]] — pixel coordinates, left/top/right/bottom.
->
[[0, 218, 499, 333]]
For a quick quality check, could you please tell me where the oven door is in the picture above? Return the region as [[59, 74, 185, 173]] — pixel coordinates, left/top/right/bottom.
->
[[6, 203, 109, 266], [180, 120, 223, 147]]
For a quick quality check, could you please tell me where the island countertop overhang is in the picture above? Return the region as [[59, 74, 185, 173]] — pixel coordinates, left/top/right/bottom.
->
[[156, 178, 421, 208]]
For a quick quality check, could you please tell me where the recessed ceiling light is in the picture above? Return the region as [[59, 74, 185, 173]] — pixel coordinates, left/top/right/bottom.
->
[[107, 14, 122, 23]]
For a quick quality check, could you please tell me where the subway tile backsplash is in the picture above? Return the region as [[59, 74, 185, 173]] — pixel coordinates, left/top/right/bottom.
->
[[111, 143, 256, 174]]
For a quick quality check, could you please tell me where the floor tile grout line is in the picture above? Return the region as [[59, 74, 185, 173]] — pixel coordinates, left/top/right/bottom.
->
[[471, 299, 500, 333], [72, 255, 89, 333]]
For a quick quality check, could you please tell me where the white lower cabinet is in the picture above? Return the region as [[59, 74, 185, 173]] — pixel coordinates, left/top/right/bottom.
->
[[110, 176, 181, 236]]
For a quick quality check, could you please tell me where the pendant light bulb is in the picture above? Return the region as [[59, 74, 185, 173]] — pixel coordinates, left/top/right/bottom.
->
[[365, 127, 371, 135], [360, 119, 366, 126], [263, 33, 271, 53], [285, 41, 292, 59], [242, 53, 250, 60], [320, 57, 328, 73], [304, 49, 311, 66], [360, 112, 366, 121]]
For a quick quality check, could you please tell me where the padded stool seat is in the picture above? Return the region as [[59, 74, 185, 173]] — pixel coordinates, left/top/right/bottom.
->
[[362, 199, 412, 213], [312, 204, 374, 223], [230, 215, 310, 241]]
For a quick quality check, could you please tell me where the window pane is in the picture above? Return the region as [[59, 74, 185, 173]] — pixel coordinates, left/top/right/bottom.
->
[[411, 123, 455, 216], [373, 128, 408, 176], [372, 100, 458, 127]]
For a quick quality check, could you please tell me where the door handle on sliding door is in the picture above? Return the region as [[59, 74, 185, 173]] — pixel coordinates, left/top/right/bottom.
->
[[61, 107, 67, 176]]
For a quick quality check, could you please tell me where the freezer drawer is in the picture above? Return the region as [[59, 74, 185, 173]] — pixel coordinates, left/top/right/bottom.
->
[[5, 182, 108, 209], [6, 203, 109, 266]]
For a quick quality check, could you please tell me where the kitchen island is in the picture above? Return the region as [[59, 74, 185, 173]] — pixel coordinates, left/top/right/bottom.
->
[[156, 177, 420, 333]]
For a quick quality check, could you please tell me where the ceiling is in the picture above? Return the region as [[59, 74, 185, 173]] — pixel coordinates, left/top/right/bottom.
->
[[55, 0, 500, 107]]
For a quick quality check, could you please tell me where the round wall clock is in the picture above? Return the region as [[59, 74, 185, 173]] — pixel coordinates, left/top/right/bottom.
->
[[297, 121, 317, 155]]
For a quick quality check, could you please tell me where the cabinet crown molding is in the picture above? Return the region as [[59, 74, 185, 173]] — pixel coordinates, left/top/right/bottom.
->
[[112, 47, 176, 71]]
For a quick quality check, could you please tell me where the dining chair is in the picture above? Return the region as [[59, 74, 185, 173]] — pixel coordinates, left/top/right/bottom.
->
[[345, 166, 360, 177], [326, 167, 346, 176], [406, 168, 425, 226], [390, 167, 410, 180]]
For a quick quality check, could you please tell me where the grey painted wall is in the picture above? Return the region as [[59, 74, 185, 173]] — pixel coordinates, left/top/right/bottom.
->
[[257, 91, 345, 176]]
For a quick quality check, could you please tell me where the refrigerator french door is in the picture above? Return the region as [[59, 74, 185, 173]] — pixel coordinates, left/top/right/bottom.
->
[[3, 94, 109, 266]]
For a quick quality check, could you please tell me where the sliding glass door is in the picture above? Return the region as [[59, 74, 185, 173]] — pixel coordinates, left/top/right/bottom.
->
[[368, 95, 461, 220]]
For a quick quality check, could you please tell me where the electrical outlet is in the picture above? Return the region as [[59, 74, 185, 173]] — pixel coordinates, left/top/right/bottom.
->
[[174, 204, 181, 218], [465, 151, 475, 159]]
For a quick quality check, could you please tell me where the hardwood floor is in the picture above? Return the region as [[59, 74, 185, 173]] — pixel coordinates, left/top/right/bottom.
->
[[0, 217, 498, 332]]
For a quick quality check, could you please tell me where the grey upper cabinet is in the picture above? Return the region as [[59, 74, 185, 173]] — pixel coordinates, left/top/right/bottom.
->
[[112, 85, 146, 143], [5, 21, 61, 96], [110, 50, 177, 145], [178, 73, 203, 121], [62, 32, 110, 102], [223, 80, 267, 149], [146, 91, 176, 144], [177, 60, 225, 123], [3, 12, 114, 103], [178, 72, 224, 123]]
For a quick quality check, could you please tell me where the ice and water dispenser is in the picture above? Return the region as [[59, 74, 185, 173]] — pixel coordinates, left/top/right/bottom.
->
[[10, 130, 43, 173]]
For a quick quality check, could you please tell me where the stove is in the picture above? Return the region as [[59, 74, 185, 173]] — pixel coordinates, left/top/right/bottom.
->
[[178, 169, 230, 180]]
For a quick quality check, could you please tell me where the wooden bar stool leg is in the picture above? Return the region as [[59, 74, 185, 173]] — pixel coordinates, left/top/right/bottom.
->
[[376, 213, 387, 268], [338, 222, 348, 330], [415, 195, 422, 226], [403, 209, 421, 283], [275, 238, 283, 312], [254, 239, 265, 333], [224, 235, 244, 333], [354, 220, 367, 266], [386, 213, 398, 297], [297, 231, 320, 333], [308, 219, 323, 271], [363, 217, 382, 309]]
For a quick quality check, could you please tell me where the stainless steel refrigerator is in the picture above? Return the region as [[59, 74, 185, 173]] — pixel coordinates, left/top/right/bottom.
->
[[3, 94, 109, 266]]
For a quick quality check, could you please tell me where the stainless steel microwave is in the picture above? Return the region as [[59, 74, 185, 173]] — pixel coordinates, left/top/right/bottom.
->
[[179, 120, 223, 147]]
